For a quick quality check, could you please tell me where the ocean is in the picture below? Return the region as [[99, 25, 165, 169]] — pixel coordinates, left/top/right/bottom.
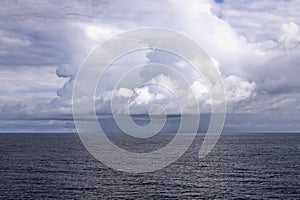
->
[[0, 133, 299, 199]]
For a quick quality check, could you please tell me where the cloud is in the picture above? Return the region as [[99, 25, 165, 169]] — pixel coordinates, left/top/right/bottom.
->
[[279, 22, 300, 49], [212, 0, 300, 41], [0, 0, 299, 131], [0, 66, 67, 119], [0, 66, 65, 92], [91, 71, 256, 115], [0, 24, 75, 66], [224, 75, 256, 104]]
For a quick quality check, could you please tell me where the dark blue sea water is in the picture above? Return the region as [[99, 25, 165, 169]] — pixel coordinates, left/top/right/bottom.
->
[[0, 133, 299, 199]]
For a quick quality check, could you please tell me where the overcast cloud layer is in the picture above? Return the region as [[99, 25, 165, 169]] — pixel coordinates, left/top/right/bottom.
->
[[0, 0, 299, 132]]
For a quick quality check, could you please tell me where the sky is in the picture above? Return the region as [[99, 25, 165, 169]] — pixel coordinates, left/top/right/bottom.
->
[[0, 0, 300, 133]]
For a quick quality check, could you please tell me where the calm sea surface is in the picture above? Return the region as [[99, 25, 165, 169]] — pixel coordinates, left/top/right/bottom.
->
[[0, 133, 299, 199]]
